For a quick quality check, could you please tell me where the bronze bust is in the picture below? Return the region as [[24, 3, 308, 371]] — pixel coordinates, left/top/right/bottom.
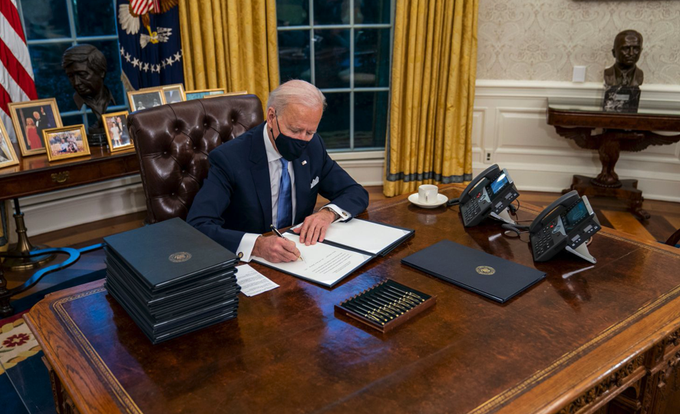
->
[[604, 30, 644, 87], [62, 45, 114, 131]]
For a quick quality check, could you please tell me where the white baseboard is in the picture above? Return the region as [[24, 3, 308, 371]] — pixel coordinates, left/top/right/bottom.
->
[[9, 157, 385, 239], [9, 176, 147, 238]]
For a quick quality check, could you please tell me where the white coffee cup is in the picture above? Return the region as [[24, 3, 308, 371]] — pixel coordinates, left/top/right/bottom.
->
[[418, 184, 439, 205]]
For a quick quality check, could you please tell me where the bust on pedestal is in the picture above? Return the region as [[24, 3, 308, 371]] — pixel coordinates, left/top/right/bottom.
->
[[62, 45, 114, 147], [603, 30, 643, 113]]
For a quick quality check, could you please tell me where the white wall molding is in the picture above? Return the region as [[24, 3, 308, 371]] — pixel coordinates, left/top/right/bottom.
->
[[9, 158, 385, 239], [473, 80, 680, 203], [10, 80, 680, 239]]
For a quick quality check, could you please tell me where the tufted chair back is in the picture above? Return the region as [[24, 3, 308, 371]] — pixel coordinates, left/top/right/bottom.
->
[[128, 94, 264, 224]]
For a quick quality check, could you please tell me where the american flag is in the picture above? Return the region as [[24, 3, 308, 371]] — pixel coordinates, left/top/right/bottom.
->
[[130, 0, 161, 16], [0, 0, 37, 142]]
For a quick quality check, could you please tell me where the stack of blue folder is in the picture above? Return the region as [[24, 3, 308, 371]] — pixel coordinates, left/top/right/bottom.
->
[[103, 218, 240, 344]]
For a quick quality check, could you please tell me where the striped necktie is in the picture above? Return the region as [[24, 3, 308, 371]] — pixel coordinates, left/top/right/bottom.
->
[[277, 158, 292, 228]]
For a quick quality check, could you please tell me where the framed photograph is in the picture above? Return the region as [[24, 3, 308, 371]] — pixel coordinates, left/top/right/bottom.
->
[[42, 125, 91, 162], [162, 84, 186, 104], [0, 119, 19, 168], [204, 90, 248, 99], [127, 88, 164, 112], [185, 88, 227, 101], [8, 98, 62, 156], [102, 111, 133, 152]]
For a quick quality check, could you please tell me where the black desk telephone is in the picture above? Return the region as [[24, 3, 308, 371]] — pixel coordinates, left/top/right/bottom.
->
[[449, 164, 520, 227], [529, 190, 601, 263]]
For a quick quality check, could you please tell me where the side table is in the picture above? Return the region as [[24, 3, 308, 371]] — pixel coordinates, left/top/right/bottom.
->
[[547, 98, 680, 220], [0, 143, 139, 315]]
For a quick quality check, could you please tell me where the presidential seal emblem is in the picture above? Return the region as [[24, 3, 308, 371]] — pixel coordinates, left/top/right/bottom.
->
[[169, 252, 191, 263], [476, 266, 495, 275]]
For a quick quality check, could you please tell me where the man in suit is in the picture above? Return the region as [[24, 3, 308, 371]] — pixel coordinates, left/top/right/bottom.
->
[[604, 30, 644, 87], [187, 80, 369, 263]]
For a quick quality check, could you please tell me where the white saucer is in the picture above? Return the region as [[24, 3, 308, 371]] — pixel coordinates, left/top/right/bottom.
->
[[408, 193, 448, 209]]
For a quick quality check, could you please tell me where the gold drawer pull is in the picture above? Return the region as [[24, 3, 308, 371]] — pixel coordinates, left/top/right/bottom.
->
[[51, 171, 70, 183]]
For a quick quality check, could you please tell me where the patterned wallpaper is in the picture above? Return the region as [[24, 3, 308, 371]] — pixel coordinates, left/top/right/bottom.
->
[[476, 0, 680, 84]]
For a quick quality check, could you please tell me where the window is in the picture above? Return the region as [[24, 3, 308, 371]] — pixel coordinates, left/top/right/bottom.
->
[[276, 0, 393, 152], [18, 0, 126, 129]]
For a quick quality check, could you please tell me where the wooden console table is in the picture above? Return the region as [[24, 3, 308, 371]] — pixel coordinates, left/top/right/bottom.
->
[[547, 98, 680, 220], [22, 185, 680, 414], [0, 143, 139, 314]]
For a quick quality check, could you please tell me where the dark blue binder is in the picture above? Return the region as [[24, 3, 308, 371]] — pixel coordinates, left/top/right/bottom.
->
[[401, 240, 545, 303], [104, 218, 238, 291]]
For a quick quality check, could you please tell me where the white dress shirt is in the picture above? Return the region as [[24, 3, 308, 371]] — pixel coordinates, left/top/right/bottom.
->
[[236, 126, 350, 261]]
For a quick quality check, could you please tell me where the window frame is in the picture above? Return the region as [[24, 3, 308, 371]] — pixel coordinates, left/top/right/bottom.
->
[[276, 0, 394, 154], [16, 0, 127, 129]]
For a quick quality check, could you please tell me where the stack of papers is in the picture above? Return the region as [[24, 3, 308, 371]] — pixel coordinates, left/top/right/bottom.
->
[[103, 218, 240, 344]]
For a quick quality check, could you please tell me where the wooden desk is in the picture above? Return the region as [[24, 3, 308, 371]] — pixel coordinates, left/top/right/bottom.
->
[[547, 99, 680, 220], [23, 185, 680, 414]]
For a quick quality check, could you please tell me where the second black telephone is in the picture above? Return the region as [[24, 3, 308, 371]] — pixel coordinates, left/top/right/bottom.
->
[[529, 190, 601, 263], [452, 164, 520, 227]]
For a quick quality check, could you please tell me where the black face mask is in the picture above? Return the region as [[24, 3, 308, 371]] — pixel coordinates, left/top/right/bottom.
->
[[271, 114, 310, 161]]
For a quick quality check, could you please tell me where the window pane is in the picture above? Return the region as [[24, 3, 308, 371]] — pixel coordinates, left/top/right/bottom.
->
[[355, 29, 390, 87], [277, 0, 308, 25], [358, 0, 391, 24], [61, 114, 85, 127], [278, 31, 311, 83], [355, 91, 388, 149], [21, 0, 70, 40], [314, 29, 349, 89], [86, 40, 126, 109], [313, 0, 345, 25], [318, 92, 349, 150], [72, 0, 115, 36], [29, 43, 79, 113]]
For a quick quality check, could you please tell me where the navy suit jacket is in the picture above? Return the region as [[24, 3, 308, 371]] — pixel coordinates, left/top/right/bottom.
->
[[186, 122, 369, 253]]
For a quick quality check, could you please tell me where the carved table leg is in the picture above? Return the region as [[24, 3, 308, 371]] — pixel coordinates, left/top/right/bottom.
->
[[594, 132, 622, 188]]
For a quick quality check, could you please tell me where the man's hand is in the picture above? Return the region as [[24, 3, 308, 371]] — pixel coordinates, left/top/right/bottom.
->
[[293, 209, 336, 246], [253, 235, 300, 263]]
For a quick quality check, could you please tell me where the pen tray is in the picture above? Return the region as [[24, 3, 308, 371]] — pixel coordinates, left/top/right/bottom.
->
[[335, 279, 436, 333]]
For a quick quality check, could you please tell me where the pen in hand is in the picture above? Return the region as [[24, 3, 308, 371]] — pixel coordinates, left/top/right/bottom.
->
[[270, 224, 304, 262]]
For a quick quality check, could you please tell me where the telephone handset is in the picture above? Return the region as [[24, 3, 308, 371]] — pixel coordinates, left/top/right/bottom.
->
[[450, 164, 520, 227], [529, 190, 601, 263]]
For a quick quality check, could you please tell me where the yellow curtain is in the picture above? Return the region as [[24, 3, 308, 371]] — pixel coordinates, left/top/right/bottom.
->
[[383, 0, 478, 197], [178, 0, 280, 108]]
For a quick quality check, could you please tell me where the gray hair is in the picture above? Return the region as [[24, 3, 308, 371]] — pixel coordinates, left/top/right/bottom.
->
[[267, 80, 327, 115]]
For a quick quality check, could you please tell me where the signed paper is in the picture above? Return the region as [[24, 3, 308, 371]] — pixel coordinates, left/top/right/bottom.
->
[[252, 234, 373, 287]]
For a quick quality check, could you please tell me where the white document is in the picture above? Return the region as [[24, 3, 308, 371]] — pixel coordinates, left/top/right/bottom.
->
[[322, 218, 412, 255], [252, 234, 372, 287], [236, 264, 279, 296]]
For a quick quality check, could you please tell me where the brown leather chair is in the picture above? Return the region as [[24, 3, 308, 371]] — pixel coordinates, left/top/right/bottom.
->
[[127, 95, 264, 224]]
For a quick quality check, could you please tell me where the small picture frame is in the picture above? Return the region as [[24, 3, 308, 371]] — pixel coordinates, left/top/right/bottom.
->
[[162, 84, 186, 104], [185, 88, 227, 101], [42, 125, 91, 162], [0, 119, 19, 168], [127, 88, 164, 112], [204, 90, 248, 99], [8, 98, 62, 156], [102, 111, 133, 152]]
